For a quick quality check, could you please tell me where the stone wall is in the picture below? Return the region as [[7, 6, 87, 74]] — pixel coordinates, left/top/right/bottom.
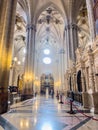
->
[[65, 37, 98, 113]]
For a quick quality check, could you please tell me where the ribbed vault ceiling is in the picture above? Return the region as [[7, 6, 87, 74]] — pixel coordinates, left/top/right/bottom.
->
[[13, 0, 90, 75]]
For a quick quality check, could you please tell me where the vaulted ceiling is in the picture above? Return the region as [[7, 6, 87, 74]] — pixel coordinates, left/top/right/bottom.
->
[[13, 0, 90, 77], [17, 0, 85, 23]]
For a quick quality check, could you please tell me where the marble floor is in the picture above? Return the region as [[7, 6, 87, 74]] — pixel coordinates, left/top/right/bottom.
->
[[0, 95, 98, 130]]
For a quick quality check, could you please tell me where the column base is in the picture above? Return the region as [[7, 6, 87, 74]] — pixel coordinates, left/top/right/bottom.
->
[[92, 92, 98, 114], [67, 110, 76, 114], [82, 92, 94, 109], [0, 93, 8, 114]]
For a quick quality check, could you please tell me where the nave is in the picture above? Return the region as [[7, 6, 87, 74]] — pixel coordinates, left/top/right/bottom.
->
[[0, 96, 98, 130]]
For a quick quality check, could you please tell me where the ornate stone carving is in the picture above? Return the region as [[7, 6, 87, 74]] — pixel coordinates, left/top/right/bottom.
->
[[75, 47, 83, 64], [86, 0, 95, 41]]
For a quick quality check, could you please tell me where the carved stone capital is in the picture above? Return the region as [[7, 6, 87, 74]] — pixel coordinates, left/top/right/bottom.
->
[[26, 24, 36, 31], [65, 24, 70, 30], [65, 23, 79, 30]]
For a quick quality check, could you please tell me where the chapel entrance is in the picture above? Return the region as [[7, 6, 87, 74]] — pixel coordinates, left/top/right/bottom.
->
[[40, 73, 54, 95]]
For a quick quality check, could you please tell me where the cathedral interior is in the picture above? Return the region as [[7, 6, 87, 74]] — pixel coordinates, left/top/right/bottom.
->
[[0, 0, 98, 130]]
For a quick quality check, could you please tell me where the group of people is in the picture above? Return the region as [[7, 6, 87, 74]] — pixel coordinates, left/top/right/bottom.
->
[[39, 89, 63, 100], [50, 89, 63, 100]]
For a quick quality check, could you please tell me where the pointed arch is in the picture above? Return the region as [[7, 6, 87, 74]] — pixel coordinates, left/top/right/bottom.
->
[[35, 1, 66, 23]]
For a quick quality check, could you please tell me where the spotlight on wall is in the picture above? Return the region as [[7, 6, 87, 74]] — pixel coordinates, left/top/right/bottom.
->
[[14, 57, 17, 61], [17, 61, 21, 65]]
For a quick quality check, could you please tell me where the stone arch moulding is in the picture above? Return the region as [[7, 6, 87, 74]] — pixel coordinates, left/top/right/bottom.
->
[[35, 1, 66, 23], [14, 32, 26, 39], [17, 1, 29, 23]]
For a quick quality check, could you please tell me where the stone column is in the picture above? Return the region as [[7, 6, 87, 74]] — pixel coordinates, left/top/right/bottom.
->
[[81, 64, 94, 109], [59, 48, 65, 91], [80, 61, 86, 92], [22, 24, 36, 100], [86, 0, 95, 41], [92, 92, 98, 114], [65, 25, 70, 68], [80, 63, 94, 109], [96, 19, 98, 35], [65, 23, 79, 69], [87, 47, 98, 113], [88, 47, 95, 91], [64, 28, 69, 69], [0, 0, 17, 113], [82, 47, 95, 110]]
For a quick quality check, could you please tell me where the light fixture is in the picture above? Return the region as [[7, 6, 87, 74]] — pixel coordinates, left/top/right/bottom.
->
[[14, 57, 17, 61], [23, 48, 26, 54], [22, 57, 25, 62], [42, 123, 52, 130], [44, 49, 50, 55], [43, 57, 51, 64], [17, 61, 21, 65]]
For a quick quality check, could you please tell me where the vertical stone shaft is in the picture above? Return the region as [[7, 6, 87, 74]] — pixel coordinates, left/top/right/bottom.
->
[[65, 28, 69, 69], [0, 0, 17, 113], [65, 23, 78, 68], [86, 0, 95, 41], [88, 51, 95, 91], [23, 24, 36, 95]]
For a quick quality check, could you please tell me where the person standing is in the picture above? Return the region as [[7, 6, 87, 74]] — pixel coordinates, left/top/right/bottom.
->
[[51, 89, 54, 98]]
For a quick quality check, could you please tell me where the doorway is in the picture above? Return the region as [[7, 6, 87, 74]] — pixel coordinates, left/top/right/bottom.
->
[[40, 73, 54, 95], [77, 70, 82, 92]]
